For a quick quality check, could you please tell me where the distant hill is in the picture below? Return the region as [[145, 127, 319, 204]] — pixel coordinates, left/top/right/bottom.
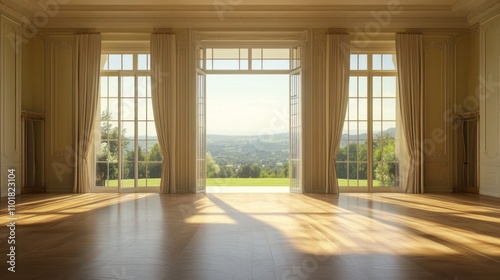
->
[[207, 127, 396, 166], [207, 133, 289, 167]]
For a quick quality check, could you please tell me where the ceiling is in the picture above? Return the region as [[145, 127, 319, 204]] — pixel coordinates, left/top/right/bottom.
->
[[62, 0, 459, 5], [1, 0, 499, 29]]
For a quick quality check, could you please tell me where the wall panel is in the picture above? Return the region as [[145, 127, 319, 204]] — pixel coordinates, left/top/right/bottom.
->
[[423, 36, 454, 193], [0, 15, 21, 197], [44, 36, 75, 193], [480, 14, 500, 198]]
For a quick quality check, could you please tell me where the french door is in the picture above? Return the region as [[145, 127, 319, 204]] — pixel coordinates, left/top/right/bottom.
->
[[195, 45, 303, 193]]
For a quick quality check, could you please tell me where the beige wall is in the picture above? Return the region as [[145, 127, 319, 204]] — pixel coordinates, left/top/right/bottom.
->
[[10, 26, 490, 195], [0, 15, 22, 197], [480, 13, 500, 198], [43, 36, 76, 193]]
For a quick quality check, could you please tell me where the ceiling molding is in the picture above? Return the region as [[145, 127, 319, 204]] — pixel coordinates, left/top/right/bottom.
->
[[467, 0, 500, 25], [0, 1, 32, 21]]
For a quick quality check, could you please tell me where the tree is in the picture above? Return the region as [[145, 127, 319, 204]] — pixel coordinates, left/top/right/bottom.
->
[[279, 161, 289, 178], [206, 153, 220, 178], [238, 165, 252, 178], [250, 164, 261, 178], [374, 133, 397, 186], [96, 112, 129, 184], [148, 143, 163, 178]]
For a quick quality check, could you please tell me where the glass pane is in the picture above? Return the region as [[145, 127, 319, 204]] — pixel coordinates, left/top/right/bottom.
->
[[138, 161, 147, 186], [348, 143, 357, 161], [95, 163, 108, 187], [349, 77, 358, 97], [263, 49, 289, 59], [122, 54, 133, 70], [121, 162, 135, 188], [383, 76, 397, 97], [101, 54, 109, 70], [122, 121, 135, 140], [373, 76, 382, 97], [337, 141, 348, 161], [348, 121, 358, 139], [383, 121, 396, 134], [348, 163, 358, 180], [147, 100, 154, 120], [358, 163, 368, 186], [348, 99, 358, 120], [148, 143, 163, 161], [373, 122, 383, 137], [122, 77, 135, 98], [147, 163, 162, 186], [382, 54, 396, 70], [107, 122, 119, 140], [358, 98, 368, 120], [108, 142, 118, 162], [108, 99, 119, 120], [358, 54, 368, 70], [383, 99, 397, 120], [137, 98, 147, 121], [358, 76, 368, 97], [100, 77, 108, 97], [213, 60, 240, 70], [262, 60, 289, 70], [252, 48, 262, 59], [358, 122, 368, 139], [213, 49, 239, 59], [372, 54, 382, 70], [121, 98, 135, 121], [252, 60, 262, 70], [147, 77, 152, 97], [147, 122, 158, 138], [108, 77, 118, 97], [240, 60, 249, 70], [138, 54, 149, 70], [109, 54, 121, 70], [137, 121, 147, 140], [138, 76, 147, 97], [100, 99, 108, 117], [350, 54, 358, 70], [240, 48, 248, 59], [336, 163, 348, 185], [373, 98, 382, 121]]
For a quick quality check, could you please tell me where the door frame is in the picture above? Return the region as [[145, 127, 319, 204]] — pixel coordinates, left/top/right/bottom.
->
[[191, 30, 308, 193]]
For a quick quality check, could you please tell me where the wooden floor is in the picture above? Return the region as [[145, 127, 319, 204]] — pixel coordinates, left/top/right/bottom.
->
[[1, 193, 500, 280]]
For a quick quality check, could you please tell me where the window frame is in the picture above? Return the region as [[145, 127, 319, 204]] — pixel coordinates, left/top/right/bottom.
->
[[338, 51, 399, 193], [94, 52, 160, 193]]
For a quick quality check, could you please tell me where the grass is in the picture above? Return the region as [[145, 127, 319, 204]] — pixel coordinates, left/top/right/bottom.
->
[[102, 178, 384, 187], [207, 178, 289, 186]]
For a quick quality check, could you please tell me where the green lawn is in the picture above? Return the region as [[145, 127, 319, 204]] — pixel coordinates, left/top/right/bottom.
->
[[207, 178, 289, 186], [103, 178, 383, 187]]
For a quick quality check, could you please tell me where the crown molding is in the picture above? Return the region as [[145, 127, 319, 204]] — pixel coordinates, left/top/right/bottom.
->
[[467, 0, 500, 25], [37, 12, 468, 30], [0, 1, 32, 21]]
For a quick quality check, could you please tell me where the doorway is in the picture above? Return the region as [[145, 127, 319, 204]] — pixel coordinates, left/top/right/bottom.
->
[[195, 45, 303, 193]]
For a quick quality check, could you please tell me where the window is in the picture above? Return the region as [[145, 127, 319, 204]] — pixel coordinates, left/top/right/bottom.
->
[[95, 53, 161, 189], [337, 53, 400, 190], [200, 47, 293, 71]]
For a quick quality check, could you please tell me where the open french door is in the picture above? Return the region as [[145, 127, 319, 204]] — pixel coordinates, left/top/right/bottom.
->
[[289, 46, 303, 193], [196, 48, 207, 193]]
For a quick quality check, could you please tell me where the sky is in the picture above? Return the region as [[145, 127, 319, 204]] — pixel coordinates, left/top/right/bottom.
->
[[206, 74, 289, 136]]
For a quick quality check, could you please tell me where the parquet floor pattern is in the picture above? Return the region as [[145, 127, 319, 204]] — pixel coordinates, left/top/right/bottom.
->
[[1, 193, 500, 280]]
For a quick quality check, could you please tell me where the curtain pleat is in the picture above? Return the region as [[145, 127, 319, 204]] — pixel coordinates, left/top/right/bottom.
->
[[326, 33, 351, 194], [395, 33, 425, 193], [150, 33, 177, 194], [74, 33, 101, 193]]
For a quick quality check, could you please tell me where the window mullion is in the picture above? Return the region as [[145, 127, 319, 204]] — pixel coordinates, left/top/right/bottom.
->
[[117, 73, 122, 191]]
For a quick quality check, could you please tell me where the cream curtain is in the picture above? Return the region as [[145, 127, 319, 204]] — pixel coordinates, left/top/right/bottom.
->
[[74, 33, 101, 193], [326, 33, 351, 194], [395, 33, 424, 193], [150, 33, 177, 194]]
